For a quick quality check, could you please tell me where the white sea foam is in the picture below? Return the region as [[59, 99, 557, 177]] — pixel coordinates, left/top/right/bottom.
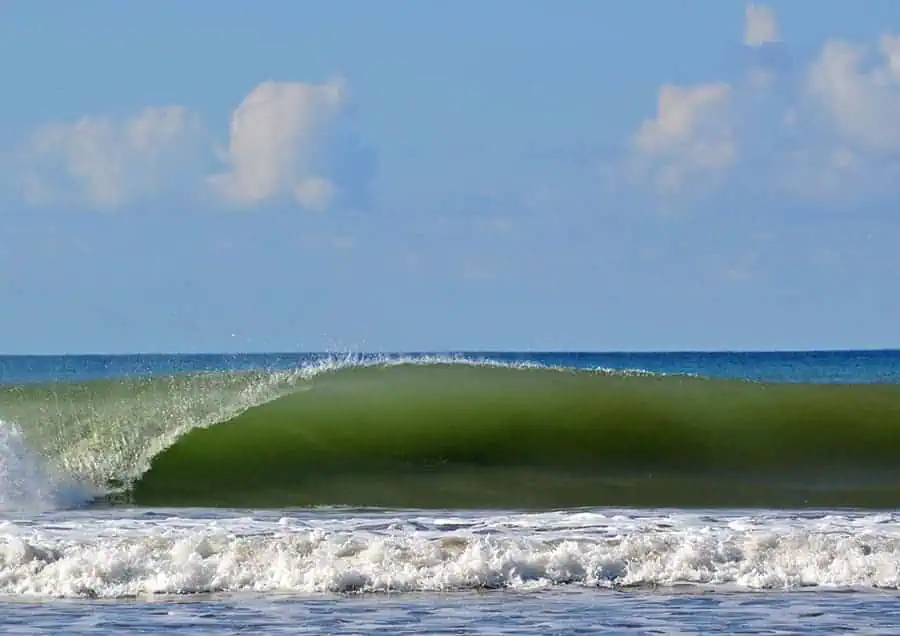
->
[[1, 509, 899, 598]]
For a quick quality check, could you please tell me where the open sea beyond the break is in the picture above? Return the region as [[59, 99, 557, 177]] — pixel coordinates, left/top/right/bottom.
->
[[1, 350, 900, 635]]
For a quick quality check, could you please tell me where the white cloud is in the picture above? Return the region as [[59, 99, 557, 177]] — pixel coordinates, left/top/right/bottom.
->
[[771, 33, 900, 200], [623, 1, 900, 205], [807, 35, 900, 153], [26, 106, 196, 208], [209, 79, 346, 210], [744, 4, 778, 47], [628, 83, 735, 192], [18, 77, 371, 212]]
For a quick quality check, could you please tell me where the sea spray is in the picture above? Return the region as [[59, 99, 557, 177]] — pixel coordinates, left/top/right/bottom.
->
[[0, 420, 89, 512]]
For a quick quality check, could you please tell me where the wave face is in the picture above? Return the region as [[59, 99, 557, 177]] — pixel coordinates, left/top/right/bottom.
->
[[3, 357, 900, 510]]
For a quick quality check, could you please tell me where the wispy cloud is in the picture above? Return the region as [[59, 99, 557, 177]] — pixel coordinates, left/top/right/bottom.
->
[[24, 107, 198, 208]]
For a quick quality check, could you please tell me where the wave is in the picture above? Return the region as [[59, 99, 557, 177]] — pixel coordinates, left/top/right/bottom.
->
[[3, 356, 900, 510], [3, 510, 900, 597]]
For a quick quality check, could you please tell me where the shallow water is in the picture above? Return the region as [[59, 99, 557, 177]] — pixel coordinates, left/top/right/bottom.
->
[[4, 588, 900, 635]]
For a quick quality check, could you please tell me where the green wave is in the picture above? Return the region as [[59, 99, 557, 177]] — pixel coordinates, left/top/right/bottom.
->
[[5, 360, 900, 509], [129, 363, 900, 509]]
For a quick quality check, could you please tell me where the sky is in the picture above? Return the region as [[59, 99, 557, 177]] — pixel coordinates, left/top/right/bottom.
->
[[1, 1, 899, 354]]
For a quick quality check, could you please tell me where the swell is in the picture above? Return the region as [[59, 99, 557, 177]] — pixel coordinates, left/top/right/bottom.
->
[[119, 362, 900, 509]]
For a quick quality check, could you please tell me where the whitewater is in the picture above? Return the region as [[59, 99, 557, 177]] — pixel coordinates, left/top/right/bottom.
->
[[1, 350, 900, 634]]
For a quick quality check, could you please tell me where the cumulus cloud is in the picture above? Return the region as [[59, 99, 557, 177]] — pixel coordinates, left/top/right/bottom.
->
[[628, 83, 735, 192], [806, 35, 900, 153], [19, 78, 368, 212], [771, 34, 900, 200], [744, 4, 778, 47], [25, 106, 197, 208], [624, 2, 900, 204], [209, 79, 346, 210]]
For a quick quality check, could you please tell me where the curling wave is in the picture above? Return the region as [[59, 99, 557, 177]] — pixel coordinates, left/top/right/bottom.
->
[[3, 357, 900, 509]]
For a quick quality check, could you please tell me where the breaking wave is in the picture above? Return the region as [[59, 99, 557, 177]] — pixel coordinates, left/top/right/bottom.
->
[[2, 356, 900, 509], [2, 510, 900, 597]]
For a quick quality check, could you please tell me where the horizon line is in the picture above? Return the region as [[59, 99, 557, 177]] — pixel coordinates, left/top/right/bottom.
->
[[1, 347, 898, 357]]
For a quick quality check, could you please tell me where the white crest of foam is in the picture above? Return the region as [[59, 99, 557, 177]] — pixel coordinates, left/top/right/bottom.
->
[[1, 509, 900, 598]]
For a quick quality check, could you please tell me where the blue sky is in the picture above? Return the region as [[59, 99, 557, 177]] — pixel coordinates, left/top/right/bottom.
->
[[1, 1, 899, 353]]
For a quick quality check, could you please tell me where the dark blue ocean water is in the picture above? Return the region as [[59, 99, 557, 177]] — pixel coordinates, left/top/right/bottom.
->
[[3, 349, 899, 385]]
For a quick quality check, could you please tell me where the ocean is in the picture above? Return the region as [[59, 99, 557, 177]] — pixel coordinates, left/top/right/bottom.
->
[[1, 350, 899, 634]]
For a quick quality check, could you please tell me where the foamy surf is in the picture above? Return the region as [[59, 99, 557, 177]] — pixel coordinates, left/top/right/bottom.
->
[[0, 509, 898, 598]]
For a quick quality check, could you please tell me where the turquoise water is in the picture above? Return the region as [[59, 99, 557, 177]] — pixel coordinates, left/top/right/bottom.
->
[[1, 350, 899, 634]]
